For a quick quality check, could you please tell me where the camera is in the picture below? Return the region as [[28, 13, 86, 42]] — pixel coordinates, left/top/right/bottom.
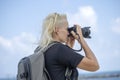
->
[[68, 25, 91, 38]]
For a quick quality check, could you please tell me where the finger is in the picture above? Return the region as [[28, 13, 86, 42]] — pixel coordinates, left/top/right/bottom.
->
[[71, 31, 78, 39], [76, 25, 81, 32], [76, 25, 83, 37], [71, 31, 76, 36], [69, 35, 74, 40]]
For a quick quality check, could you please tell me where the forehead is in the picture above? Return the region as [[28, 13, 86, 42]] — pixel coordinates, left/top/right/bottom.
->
[[57, 21, 68, 30], [61, 20, 69, 28], [65, 22, 69, 28], [56, 16, 69, 29]]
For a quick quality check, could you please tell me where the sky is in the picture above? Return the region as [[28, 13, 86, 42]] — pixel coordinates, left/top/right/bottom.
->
[[0, 0, 120, 78]]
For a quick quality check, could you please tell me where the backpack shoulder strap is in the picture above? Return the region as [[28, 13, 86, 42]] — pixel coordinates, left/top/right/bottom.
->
[[42, 42, 57, 80], [42, 41, 57, 53]]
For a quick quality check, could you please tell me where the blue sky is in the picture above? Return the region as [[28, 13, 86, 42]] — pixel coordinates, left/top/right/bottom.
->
[[0, 0, 120, 78]]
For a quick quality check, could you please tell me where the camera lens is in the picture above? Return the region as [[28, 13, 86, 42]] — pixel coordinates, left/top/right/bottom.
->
[[68, 26, 91, 38], [82, 27, 91, 38]]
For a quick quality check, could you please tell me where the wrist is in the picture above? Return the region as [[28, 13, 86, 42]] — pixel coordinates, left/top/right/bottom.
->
[[78, 36, 84, 44]]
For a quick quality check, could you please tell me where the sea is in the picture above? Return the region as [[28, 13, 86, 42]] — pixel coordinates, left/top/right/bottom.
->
[[79, 71, 120, 80], [0, 71, 120, 80]]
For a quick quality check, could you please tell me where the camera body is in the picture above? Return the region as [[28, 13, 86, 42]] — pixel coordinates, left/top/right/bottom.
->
[[68, 25, 91, 38]]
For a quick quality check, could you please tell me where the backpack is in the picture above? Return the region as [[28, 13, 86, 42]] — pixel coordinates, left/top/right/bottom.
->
[[17, 42, 55, 80], [17, 42, 78, 80]]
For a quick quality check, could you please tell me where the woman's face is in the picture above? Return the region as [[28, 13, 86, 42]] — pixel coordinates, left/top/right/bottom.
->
[[56, 21, 69, 43]]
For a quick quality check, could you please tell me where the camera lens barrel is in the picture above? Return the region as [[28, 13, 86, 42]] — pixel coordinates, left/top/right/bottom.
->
[[68, 26, 91, 38], [82, 27, 91, 38]]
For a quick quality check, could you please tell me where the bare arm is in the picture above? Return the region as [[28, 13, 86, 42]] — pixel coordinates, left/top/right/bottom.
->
[[72, 25, 99, 71]]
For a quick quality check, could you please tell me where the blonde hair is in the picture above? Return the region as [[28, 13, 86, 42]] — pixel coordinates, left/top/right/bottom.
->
[[39, 13, 67, 49]]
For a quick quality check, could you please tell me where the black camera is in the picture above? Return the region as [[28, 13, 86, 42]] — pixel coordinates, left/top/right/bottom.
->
[[68, 25, 91, 38]]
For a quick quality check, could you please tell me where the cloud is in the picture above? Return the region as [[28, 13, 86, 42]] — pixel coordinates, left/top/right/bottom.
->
[[111, 18, 120, 34], [0, 32, 37, 78], [0, 32, 37, 54], [0, 36, 13, 50], [67, 6, 97, 32]]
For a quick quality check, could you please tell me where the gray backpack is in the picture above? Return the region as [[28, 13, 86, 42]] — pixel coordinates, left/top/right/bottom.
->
[[17, 43, 55, 80]]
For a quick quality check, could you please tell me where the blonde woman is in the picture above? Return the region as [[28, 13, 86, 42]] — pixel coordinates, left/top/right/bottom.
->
[[39, 13, 99, 80]]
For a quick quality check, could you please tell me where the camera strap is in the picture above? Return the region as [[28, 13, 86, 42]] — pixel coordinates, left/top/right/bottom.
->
[[73, 33, 82, 52]]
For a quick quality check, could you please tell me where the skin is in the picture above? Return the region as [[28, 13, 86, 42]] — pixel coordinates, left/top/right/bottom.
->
[[52, 21, 99, 72]]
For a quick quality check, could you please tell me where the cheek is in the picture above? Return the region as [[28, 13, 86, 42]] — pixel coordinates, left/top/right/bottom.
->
[[58, 31, 68, 42], [62, 31, 67, 36], [65, 31, 68, 36], [63, 32, 68, 40], [58, 30, 68, 38], [59, 32, 66, 39]]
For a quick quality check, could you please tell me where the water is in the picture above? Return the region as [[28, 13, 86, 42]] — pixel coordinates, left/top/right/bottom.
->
[[80, 77, 120, 80], [0, 77, 120, 80], [79, 71, 120, 80], [0, 78, 15, 80]]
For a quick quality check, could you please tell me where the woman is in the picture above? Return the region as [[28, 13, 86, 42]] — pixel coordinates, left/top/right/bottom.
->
[[39, 13, 99, 80]]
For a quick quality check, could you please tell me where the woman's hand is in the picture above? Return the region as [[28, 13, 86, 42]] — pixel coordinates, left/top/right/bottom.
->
[[66, 25, 83, 48], [66, 36, 75, 48], [76, 25, 83, 38], [71, 25, 84, 42]]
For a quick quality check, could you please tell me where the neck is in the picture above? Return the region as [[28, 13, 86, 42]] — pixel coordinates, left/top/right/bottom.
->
[[53, 37, 60, 42], [52, 33, 62, 43]]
